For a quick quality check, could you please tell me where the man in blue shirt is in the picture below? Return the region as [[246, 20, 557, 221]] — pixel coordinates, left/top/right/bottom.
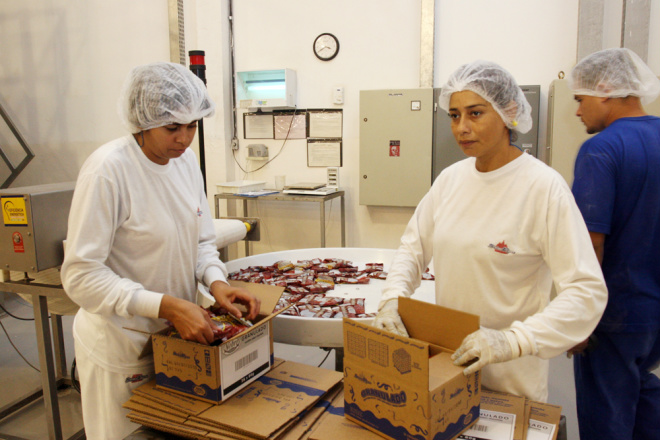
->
[[569, 48, 660, 440]]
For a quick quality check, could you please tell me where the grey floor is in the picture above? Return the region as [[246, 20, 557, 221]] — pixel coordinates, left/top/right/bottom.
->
[[0, 292, 335, 440]]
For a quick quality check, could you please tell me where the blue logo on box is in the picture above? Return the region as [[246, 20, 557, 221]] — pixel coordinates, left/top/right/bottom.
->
[[361, 388, 407, 407]]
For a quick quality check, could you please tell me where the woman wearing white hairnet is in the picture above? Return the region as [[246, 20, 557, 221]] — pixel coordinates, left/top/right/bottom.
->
[[373, 60, 607, 402], [61, 62, 260, 440]]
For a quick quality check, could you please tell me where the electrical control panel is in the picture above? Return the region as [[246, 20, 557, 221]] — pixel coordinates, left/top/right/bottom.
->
[[359, 89, 434, 207]]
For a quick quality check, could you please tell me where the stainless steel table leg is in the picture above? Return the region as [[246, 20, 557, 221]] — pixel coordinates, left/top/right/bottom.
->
[[243, 199, 250, 256], [51, 314, 67, 378], [320, 200, 326, 248], [340, 195, 345, 247], [33, 295, 63, 440], [334, 347, 344, 372]]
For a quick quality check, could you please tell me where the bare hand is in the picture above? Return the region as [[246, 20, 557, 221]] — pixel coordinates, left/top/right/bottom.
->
[[159, 296, 217, 345], [567, 338, 590, 358], [210, 281, 261, 321]]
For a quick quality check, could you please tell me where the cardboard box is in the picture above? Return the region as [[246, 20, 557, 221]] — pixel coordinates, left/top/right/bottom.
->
[[152, 280, 286, 403], [458, 389, 563, 440], [308, 387, 385, 440], [459, 390, 526, 440], [525, 398, 562, 440], [343, 297, 481, 440]]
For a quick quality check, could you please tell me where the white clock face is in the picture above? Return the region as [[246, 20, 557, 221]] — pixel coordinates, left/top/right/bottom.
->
[[314, 33, 339, 61]]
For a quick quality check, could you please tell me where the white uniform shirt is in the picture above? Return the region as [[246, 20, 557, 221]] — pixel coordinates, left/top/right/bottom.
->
[[382, 153, 607, 401], [62, 135, 227, 373]]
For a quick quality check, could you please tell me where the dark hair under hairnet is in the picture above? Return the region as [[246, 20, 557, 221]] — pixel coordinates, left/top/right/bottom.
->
[[438, 60, 532, 134]]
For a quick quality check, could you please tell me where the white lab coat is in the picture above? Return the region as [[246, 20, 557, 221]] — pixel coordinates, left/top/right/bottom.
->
[[382, 153, 607, 401], [62, 134, 227, 373]]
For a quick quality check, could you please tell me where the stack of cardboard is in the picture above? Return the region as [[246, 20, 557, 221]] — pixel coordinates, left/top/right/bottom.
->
[[124, 359, 349, 439], [124, 359, 393, 440]]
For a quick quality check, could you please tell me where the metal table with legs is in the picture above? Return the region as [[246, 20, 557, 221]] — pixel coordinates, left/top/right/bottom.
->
[[214, 191, 345, 256], [0, 269, 84, 440]]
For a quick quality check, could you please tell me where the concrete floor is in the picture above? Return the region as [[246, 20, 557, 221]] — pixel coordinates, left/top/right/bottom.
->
[[0, 292, 335, 440]]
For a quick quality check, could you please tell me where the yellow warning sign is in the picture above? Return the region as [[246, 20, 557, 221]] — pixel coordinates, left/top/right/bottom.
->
[[2, 196, 28, 225]]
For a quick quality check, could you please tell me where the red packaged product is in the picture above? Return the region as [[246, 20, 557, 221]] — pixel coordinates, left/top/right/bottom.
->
[[298, 305, 321, 317], [422, 268, 435, 280], [338, 304, 359, 318], [309, 296, 342, 307], [308, 283, 333, 294], [364, 263, 384, 273], [288, 286, 310, 295], [313, 308, 335, 318], [368, 271, 388, 280]]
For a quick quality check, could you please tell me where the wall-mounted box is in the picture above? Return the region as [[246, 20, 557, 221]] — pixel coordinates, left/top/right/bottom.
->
[[236, 69, 297, 110], [359, 89, 434, 207], [0, 182, 75, 272]]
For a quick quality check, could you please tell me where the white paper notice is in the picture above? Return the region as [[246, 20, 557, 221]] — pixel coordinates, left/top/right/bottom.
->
[[458, 410, 515, 440], [526, 419, 556, 440]]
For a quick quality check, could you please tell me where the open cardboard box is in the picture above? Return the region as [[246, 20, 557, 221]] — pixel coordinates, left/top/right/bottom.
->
[[151, 280, 286, 404], [343, 297, 481, 440]]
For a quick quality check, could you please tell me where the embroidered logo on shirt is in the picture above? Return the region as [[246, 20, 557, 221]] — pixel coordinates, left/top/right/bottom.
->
[[488, 240, 516, 254], [197, 207, 203, 217]]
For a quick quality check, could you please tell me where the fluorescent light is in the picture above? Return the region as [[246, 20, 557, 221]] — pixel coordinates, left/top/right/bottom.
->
[[247, 84, 285, 91]]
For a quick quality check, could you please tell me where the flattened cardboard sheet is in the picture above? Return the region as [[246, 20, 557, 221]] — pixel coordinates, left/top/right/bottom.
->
[[278, 383, 343, 440], [126, 360, 341, 440], [198, 361, 343, 438]]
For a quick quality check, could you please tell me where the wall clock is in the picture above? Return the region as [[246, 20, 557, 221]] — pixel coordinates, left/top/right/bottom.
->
[[313, 33, 340, 61]]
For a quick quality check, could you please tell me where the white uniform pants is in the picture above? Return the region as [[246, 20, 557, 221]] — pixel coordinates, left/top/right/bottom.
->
[[74, 341, 154, 440]]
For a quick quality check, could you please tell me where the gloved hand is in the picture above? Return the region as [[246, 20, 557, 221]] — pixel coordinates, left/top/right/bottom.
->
[[372, 298, 409, 337], [451, 327, 521, 376]]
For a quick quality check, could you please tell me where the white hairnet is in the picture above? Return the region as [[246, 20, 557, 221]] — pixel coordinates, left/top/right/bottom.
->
[[118, 62, 215, 133], [438, 60, 532, 134], [569, 48, 660, 105]]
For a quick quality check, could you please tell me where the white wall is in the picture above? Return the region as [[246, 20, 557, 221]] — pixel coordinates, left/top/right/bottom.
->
[[3, 1, 660, 439], [0, 0, 172, 186]]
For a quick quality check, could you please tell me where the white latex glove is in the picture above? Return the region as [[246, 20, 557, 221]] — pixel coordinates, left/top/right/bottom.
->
[[372, 298, 409, 337], [451, 327, 522, 376]]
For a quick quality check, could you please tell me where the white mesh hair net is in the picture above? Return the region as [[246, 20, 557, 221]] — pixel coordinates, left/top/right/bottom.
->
[[118, 62, 215, 133], [569, 48, 660, 105], [438, 60, 532, 134]]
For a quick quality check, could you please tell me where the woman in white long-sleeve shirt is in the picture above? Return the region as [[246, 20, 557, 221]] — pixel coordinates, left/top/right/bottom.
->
[[61, 62, 260, 440], [372, 60, 607, 402]]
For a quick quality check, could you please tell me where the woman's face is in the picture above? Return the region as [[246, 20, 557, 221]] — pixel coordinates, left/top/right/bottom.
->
[[140, 122, 198, 165], [448, 90, 510, 164]]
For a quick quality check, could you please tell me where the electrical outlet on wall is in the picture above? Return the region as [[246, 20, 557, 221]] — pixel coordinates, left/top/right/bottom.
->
[[333, 86, 344, 105], [247, 144, 268, 160]]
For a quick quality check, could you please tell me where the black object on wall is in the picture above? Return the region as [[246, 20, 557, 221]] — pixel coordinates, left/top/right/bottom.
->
[[189, 50, 208, 194]]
